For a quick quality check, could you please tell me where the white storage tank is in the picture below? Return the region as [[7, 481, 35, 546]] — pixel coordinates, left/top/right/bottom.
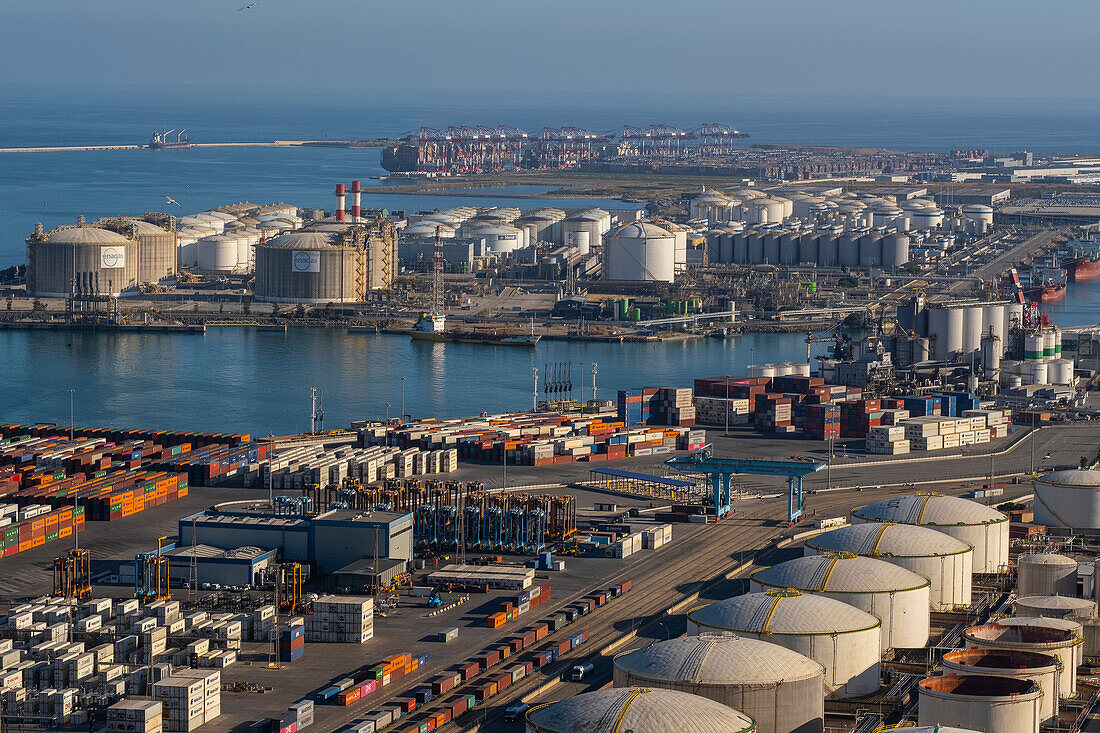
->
[[803, 522, 973, 611], [851, 493, 1009, 573], [963, 204, 995, 225], [565, 230, 591, 255], [749, 364, 777, 379], [604, 222, 676, 283], [1028, 361, 1048, 385], [928, 306, 964, 360], [686, 590, 881, 699], [1084, 617, 1100, 660], [197, 235, 239, 272], [881, 233, 909, 267], [961, 305, 983, 359], [1024, 333, 1045, 360], [963, 620, 1081, 697], [524, 687, 756, 733], [877, 727, 980, 733], [1034, 469, 1100, 529], [1017, 553, 1079, 597], [612, 634, 824, 733], [917, 675, 1040, 733], [1049, 359, 1074, 385], [476, 224, 522, 253], [749, 552, 931, 651], [942, 649, 1059, 725], [1015, 595, 1096, 622], [912, 207, 945, 230]]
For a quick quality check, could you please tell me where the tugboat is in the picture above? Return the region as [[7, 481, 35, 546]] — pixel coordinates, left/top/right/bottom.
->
[[149, 129, 190, 149]]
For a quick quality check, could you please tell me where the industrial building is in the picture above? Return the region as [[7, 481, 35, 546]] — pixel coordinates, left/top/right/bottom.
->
[[851, 493, 1009, 574], [25, 216, 176, 297], [178, 505, 412, 574], [611, 634, 825, 733], [118, 543, 276, 588]]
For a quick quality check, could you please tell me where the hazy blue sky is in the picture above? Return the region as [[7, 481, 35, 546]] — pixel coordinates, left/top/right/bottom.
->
[[3, 0, 1098, 98]]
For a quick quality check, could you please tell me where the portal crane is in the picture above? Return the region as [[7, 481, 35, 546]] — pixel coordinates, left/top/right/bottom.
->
[[665, 448, 824, 525]]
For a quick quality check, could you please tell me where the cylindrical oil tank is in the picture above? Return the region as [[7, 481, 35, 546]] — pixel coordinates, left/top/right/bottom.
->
[[197, 235, 238, 272], [733, 232, 750, 264], [773, 363, 793, 377], [997, 617, 1084, 680], [881, 234, 909, 267], [686, 590, 881, 698], [929, 307, 964, 360], [717, 232, 733, 263], [749, 364, 777, 379], [763, 232, 782, 264], [748, 232, 765, 264], [759, 198, 784, 224], [961, 306, 983, 359], [612, 634, 824, 733], [1016, 595, 1096, 622], [254, 231, 357, 303], [1024, 333, 1045, 360], [871, 205, 902, 228], [852, 493, 1009, 573], [25, 224, 141, 297], [878, 727, 980, 733], [1018, 553, 1079, 597], [912, 208, 945, 230], [96, 218, 177, 284], [524, 687, 756, 733], [798, 233, 820, 265], [1033, 469, 1100, 529], [1049, 359, 1074, 385], [963, 621, 1081, 697], [1085, 617, 1100, 660], [604, 222, 675, 283], [778, 232, 800, 265], [803, 522, 973, 611], [857, 233, 882, 267], [817, 234, 839, 267], [1028, 361, 1048, 384], [749, 553, 931, 651], [942, 649, 1059, 725], [565, 230, 590, 255], [475, 224, 522, 253], [790, 362, 811, 376], [838, 234, 860, 267], [518, 213, 559, 244], [917, 675, 1040, 733], [963, 204, 995, 225]]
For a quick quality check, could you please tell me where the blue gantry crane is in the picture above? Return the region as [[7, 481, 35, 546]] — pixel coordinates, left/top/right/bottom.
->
[[665, 447, 825, 525]]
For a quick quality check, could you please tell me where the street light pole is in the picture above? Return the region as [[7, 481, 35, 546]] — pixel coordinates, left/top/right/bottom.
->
[[724, 375, 730, 436], [750, 347, 755, 374], [532, 366, 539, 412], [68, 389, 74, 441], [384, 403, 391, 423], [400, 377, 406, 423]]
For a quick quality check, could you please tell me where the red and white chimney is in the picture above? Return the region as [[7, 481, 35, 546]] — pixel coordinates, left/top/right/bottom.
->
[[335, 183, 346, 222], [351, 180, 362, 221]]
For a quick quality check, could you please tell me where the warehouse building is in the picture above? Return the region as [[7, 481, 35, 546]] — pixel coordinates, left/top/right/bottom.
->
[[119, 543, 277, 588], [177, 507, 412, 574]]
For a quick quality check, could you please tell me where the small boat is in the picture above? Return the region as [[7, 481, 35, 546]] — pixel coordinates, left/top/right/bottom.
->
[[410, 313, 540, 346]]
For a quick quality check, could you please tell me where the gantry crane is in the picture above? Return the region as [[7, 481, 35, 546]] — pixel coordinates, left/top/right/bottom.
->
[[665, 448, 824, 525], [135, 536, 171, 602]]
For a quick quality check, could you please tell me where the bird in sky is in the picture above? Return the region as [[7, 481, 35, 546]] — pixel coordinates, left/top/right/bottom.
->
[[238, 2, 257, 10], [165, 195, 182, 207]]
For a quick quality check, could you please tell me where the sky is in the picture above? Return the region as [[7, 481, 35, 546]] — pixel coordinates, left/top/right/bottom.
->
[[2, 0, 1099, 99]]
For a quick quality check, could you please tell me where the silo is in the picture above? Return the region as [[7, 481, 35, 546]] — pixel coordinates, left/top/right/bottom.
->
[[981, 333, 1001, 375], [1028, 361, 1049, 385], [747, 231, 765, 264], [733, 232, 750, 264], [749, 552, 931, 650], [963, 621, 1081, 697], [254, 231, 357, 303], [817, 233, 839, 267], [1043, 330, 1056, 359], [1016, 595, 1096, 622], [881, 234, 909, 267], [604, 222, 676, 283], [1017, 553, 1079, 597], [798, 232, 820, 264], [761, 231, 781, 264], [1024, 333, 1045, 361], [25, 223, 141, 297], [803, 522, 973, 611], [913, 337, 931, 363], [851, 493, 1009, 574], [942, 649, 1059, 725], [779, 231, 800, 265], [562, 212, 603, 252], [714, 231, 731, 263], [1049, 359, 1074, 385], [928, 306, 964, 360], [524, 687, 756, 733], [961, 305, 983, 359], [1033, 469, 1100, 529], [611, 634, 824, 733], [857, 232, 882, 267], [917, 675, 1040, 733], [197, 235, 238, 273], [96, 218, 177, 284], [981, 303, 1005, 339], [686, 590, 881, 698], [838, 234, 860, 267]]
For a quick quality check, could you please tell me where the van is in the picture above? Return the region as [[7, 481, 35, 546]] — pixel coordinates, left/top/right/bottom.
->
[[570, 663, 594, 682], [504, 702, 530, 721]]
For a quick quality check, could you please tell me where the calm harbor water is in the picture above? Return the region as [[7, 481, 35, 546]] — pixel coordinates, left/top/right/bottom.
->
[[0, 329, 824, 436]]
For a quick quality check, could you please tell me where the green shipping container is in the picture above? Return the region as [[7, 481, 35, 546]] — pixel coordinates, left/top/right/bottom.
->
[[464, 693, 477, 708], [367, 666, 384, 680], [45, 531, 58, 542]]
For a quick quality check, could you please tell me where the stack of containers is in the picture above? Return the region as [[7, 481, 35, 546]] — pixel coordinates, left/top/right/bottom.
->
[[278, 618, 305, 662], [839, 399, 883, 437], [152, 669, 220, 732], [902, 395, 942, 417], [609, 532, 642, 558], [866, 425, 910, 455], [306, 597, 373, 644], [691, 397, 750, 426], [754, 394, 793, 433], [803, 404, 840, 440], [654, 387, 695, 426], [252, 605, 276, 642], [903, 416, 944, 451], [677, 429, 707, 451], [106, 700, 163, 733], [642, 524, 672, 549], [616, 389, 648, 427]]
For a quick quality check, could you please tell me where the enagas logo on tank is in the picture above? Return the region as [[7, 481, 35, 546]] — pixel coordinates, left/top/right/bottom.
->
[[291, 251, 320, 273], [100, 246, 126, 269]]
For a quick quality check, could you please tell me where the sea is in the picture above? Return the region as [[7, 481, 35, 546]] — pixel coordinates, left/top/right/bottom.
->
[[3, 85, 1100, 434]]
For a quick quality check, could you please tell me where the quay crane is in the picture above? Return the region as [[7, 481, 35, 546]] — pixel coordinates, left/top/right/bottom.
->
[[665, 448, 824, 525]]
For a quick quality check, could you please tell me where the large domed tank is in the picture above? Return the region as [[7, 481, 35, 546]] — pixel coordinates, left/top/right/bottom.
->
[[804, 522, 973, 611], [254, 231, 358, 303], [612, 634, 824, 733], [1034, 469, 1100, 529], [750, 553, 931, 650], [197, 234, 239, 273], [852, 493, 1009, 573], [524, 687, 756, 733], [604, 222, 675, 282], [26, 222, 140, 297], [1015, 594, 1096, 623], [96, 217, 178, 284], [686, 590, 881, 698]]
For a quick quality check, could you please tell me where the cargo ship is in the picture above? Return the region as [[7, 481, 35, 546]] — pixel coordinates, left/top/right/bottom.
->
[[1066, 255, 1100, 282], [149, 129, 190, 149], [410, 313, 539, 346], [1023, 262, 1067, 303]]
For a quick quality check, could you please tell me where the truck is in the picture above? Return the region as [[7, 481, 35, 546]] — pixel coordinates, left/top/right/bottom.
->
[[570, 663, 594, 682]]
